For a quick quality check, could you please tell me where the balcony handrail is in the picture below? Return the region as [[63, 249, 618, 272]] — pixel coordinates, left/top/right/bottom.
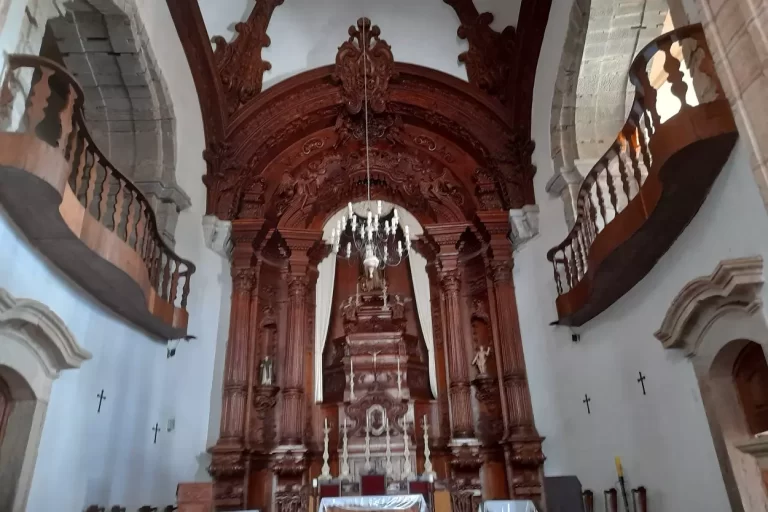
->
[[4, 53, 196, 311], [546, 24, 725, 295]]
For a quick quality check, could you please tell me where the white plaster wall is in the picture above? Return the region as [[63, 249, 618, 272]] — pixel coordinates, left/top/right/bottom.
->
[[199, 0, 522, 91], [520, 0, 768, 509], [0, 0, 228, 508]]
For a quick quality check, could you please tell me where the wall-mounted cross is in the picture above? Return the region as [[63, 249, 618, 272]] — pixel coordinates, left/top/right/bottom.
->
[[583, 394, 592, 414], [96, 390, 107, 413], [152, 423, 160, 444], [637, 371, 647, 395]]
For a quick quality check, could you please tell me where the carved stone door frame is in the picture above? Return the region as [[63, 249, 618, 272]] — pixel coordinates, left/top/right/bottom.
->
[[0, 288, 90, 512]]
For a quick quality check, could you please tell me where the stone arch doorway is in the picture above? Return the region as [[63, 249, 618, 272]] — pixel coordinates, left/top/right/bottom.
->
[[0, 288, 90, 512], [655, 256, 768, 512]]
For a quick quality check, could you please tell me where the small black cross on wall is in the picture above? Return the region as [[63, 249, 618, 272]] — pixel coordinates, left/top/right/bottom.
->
[[96, 390, 107, 413], [583, 394, 592, 414], [152, 423, 160, 444], [637, 371, 647, 395]]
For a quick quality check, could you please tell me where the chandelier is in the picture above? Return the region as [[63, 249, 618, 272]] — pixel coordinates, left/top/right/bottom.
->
[[330, 19, 411, 278]]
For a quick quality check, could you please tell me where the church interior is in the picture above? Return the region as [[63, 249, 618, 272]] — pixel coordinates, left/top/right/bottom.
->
[[1, 0, 768, 511]]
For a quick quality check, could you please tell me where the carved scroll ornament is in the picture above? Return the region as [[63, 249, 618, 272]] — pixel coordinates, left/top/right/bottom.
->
[[332, 18, 397, 114]]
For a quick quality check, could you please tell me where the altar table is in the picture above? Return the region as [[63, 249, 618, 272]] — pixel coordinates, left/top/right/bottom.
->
[[318, 494, 428, 512], [478, 500, 538, 512]]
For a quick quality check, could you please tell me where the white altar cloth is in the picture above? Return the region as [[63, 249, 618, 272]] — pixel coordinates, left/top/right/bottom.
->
[[318, 494, 428, 512], [478, 500, 538, 512]]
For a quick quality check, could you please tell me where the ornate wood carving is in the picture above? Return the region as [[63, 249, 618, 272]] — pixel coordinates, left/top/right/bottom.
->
[[331, 18, 397, 115], [444, 0, 516, 103], [211, 0, 285, 116]]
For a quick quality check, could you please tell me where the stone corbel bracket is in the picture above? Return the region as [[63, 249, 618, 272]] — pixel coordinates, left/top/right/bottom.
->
[[508, 205, 540, 249], [203, 215, 233, 259]]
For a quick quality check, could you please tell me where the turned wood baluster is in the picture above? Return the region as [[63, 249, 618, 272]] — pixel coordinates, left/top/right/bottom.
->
[[181, 269, 192, 309], [57, 84, 77, 153], [594, 173, 607, 229], [552, 258, 563, 295], [85, 152, 98, 211], [98, 163, 111, 225], [561, 248, 573, 289], [25, 67, 54, 135], [140, 206, 153, 262], [632, 53, 660, 130], [588, 194, 599, 241], [170, 258, 181, 306], [124, 188, 137, 247], [637, 119, 653, 176], [73, 138, 89, 197], [578, 229, 589, 274], [604, 159, 618, 218], [572, 234, 583, 281], [617, 143, 630, 205], [661, 38, 688, 111], [162, 252, 172, 300], [626, 122, 643, 189], [112, 179, 125, 238], [133, 196, 145, 252]]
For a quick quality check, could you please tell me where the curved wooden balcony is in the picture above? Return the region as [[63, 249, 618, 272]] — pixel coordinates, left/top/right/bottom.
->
[[0, 55, 195, 340], [546, 25, 737, 327]]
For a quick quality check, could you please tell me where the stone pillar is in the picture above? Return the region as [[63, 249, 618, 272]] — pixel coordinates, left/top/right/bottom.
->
[[278, 229, 323, 447]]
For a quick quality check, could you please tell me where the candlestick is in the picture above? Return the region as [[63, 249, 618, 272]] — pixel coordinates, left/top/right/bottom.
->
[[349, 357, 356, 401], [341, 418, 350, 480], [402, 420, 413, 480], [422, 415, 435, 478], [320, 418, 331, 480], [397, 358, 402, 399], [364, 419, 372, 472], [384, 417, 393, 477]]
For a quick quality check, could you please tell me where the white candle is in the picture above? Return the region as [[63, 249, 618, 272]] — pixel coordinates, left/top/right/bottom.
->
[[377, 200, 382, 214], [324, 417, 328, 430], [343, 418, 347, 430], [348, 202, 353, 216]]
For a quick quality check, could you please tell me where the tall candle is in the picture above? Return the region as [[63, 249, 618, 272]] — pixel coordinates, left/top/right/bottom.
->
[[325, 417, 328, 430], [615, 456, 623, 477]]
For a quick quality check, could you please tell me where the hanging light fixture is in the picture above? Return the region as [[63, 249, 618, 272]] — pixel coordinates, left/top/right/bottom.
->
[[330, 17, 411, 278]]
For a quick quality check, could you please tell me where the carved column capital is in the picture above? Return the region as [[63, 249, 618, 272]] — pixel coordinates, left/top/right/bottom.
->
[[490, 260, 513, 284], [440, 268, 462, 295], [288, 274, 309, 297], [232, 267, 258, 294]]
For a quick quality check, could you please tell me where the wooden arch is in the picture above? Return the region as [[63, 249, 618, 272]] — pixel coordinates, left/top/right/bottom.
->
[[202, 49, 535, 228]]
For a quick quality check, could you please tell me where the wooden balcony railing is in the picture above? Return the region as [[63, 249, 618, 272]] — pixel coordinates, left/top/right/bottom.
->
[[0, 54, 195, 339], [546, 24, 737, 326]]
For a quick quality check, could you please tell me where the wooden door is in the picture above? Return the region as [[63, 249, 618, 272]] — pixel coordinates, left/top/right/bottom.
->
[[733, 342, 768, 435]]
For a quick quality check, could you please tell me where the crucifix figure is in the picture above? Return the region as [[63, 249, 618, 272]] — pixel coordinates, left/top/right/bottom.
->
[[96, 390, 107, 413], [152, 423, 160, 444], [637, 371, 647, 395], [583, 394, 592, 415]]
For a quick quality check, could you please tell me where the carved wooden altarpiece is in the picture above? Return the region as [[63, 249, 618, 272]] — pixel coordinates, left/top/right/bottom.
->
[[165, 1, 551, 509]]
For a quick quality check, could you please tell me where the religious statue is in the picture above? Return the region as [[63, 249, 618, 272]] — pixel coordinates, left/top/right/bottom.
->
[[259, 356, 274, 385], [359, 265, 385, 292], [391, 294, 407, 321], [340, 296, 357, 323], [472, 346, 492, 375]]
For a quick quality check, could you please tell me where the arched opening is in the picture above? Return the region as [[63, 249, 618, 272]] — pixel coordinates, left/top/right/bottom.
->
[[35, 0, 189, 245], [733, 342, 768, 437], [0, 374, 10, 446], [0, 288, 90, 512]]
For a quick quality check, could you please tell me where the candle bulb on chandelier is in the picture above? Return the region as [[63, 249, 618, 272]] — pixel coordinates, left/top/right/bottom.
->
[[378, 200, 382, 214], [346, 242, 351, 258], [398, 240, 403, 257], [348, 202, 353, 216], [384, 220, 390, 236]]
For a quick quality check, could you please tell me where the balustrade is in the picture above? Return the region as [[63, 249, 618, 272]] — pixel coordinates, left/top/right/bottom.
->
[[546, 25, 728, 311], [0, 55, 195, 334]]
